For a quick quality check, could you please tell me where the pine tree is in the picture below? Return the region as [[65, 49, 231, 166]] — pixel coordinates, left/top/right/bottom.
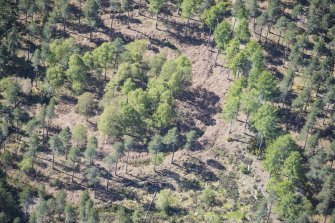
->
[[49, 134, 64, 169], [85, 136, 97, 166], [76, 92, 95, 120], [251, 103, 278, 158], [163, 127, 179, 163], [68, 147, 80, 182], [84, 0, 100, 37], [148, 135, 163, 171], [149, 0, 166, 29]]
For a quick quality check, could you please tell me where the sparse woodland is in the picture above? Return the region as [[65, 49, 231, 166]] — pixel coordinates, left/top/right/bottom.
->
[[0, 0, 335, 222]]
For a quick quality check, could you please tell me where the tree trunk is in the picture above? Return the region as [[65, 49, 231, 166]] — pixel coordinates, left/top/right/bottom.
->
[[106, 168, 110, 190], [214, 49, 220, 66], [115, 160, 118, 176], [71, 162, 75, 182], [79, 0, 81, 25], [110, 12, 114, 31], [253, 17, 256, 32], [244, 112, 249, 133], [63, 15, 66, 37], [227, 120, 232, 137], [126, 151, 130, 173], [323, 103, 331, 125], [278, 31, 281, 44], [52, 151, 55, 169], [93, 182, 96, 198], [207, 27, 212, 48], [46, 121, 49, 140], [154, 151, 157, 172], [171, 145, 175, 164], [155, 13, 159, 29], [257, 134, 263, 159], [303, 129, 309, 149], [177, 0, 181, 15], [265, 24, 270, 42], [127, 4, 130, 29], [266, 200, 273, 223], [16, 120, 18, 141]]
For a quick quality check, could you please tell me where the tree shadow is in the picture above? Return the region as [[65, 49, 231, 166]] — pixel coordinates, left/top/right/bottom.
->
[[183, 161, 218, 182], [278, 107, 306, 132], [206, 159, 225, 170], [178, 87, 221, 127]]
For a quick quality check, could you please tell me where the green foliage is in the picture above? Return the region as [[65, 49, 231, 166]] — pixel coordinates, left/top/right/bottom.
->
[[84, 0, 99, 29], [214, 21, 232, 50], [149, 53, 167, 76], [202, 2, 230, 29], [0, 77, 20, 106], [98, 104, 123, 138], [66, 54, 87, 94], [235, 19, 250, 42], [76, 92, 95, 118], [181, 0, 200, 19], [46, 39, 79, 68], [125, 40, 147, 62], [250, 103, 278, 139], [225, 37, 240, 61], [264, 135, 297, 176], [222, 78, 245, 123], [85, 166, 100, 187], [49, 134, 64, 158], [73, 124, 87, 147], [185, 130, 197, 150], [68, 147, 80, 164], [46, 65, 66, 91], [91, 42, 116, 78], [233, 0, 247, 19], [149, 0, 165, 14], [65, 203, 76, 223], [200, 188, 216, 206], [85, 136, 97, 165], [156, 189, 173, 214], [153, 102, 173, 129], [160, 55, 192, 95], [114, 206, 132, 223], [60, 127, 72, 153], [255, 70, 278, 101]]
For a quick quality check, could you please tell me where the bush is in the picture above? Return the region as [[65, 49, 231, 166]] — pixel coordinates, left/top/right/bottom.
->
[[156, 189, 173, 214], [200, 188, 216, 206], [240, 165, 251, 175]]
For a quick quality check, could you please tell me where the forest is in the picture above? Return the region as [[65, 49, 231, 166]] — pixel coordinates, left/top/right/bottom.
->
[[0, 0, 335, 222]]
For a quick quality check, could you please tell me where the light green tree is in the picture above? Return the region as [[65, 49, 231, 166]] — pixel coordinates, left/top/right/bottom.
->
[[85, 136, 97, 166], [155, 189, 173, 214], [66, 54, 87, 94], [103, 154, 116, 190], [163, 127, 179, 163], [235, 18, 251, 42], [49, 134, 64, 169], [181, 0, 200, 24], [251, 103, 278, 158], [148, 135, 163, 171], [111, 142, 125, 175], [68, 147, 80, 182], [240, 89, 260, 132], [149, 0, 166, 29], [76, 92, 95, 120], [84, 0, 99, 40], [73, 124, 87, 147]]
